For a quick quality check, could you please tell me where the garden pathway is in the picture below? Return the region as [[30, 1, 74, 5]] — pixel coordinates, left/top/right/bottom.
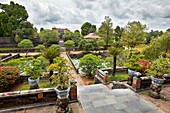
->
[[78, 84, 163, 113], [61, 52, 85, 86]]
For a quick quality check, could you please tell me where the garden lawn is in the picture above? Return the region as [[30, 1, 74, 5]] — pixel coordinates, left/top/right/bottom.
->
[[15, 81, 57, 91], [108, 72, 128, 81]]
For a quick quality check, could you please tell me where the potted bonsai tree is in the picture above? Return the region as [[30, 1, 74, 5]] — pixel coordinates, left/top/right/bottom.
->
[[145, 58, 170, 98], [125, 55, 142, 76], [26, 59, 43, 89], [48, 56, 72, 99]]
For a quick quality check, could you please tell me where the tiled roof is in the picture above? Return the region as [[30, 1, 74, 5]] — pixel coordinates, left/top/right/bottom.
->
[[84, 33, 102, 39]]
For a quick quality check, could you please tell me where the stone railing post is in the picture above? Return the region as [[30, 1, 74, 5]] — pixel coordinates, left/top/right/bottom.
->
[[96, 66, 100, 75], [104, 71, 108, 82]]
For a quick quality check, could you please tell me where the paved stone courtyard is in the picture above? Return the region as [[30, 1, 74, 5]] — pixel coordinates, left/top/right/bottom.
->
[[78, 84, 163, 113]]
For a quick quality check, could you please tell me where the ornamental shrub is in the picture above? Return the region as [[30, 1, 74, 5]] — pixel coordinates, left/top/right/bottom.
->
[[0, 66, 20, 92]]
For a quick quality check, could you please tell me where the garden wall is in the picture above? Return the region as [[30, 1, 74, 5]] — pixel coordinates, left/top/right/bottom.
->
[[0, 37, 17, 48], [0, 88, 57, 110]]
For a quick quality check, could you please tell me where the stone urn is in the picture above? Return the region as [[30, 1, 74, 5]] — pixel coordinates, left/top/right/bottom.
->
[[149, 76, 165, 99]]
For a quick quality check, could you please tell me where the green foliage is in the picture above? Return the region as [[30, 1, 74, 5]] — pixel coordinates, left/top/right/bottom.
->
[[98, 16, 114, 48], [18, 39, 34, 48], [125, 55, 142, 71], [0, 66, 20, 92], [24, 58, 43, 79], [114, 26, 124, 42], [49, 44, 60, 49], [15, 81, 56, 91], [108, 73, 129, 81], [48, 57, 72, 90], [145, 58, 170, 78], [42, 47, 60, 61], [0, 1, 28, 37], [78, 39, 99, 51], [14, 21, 35, 42], [105, 50, 129, 67], [81, 22, 96, 36], [35, 44, 45, 52], [63, 31, 82, 47], [143, 32, 170, 60], [97, 39, 105, 50], [2, 56, 49, 74], [39, 29, 59, 47], [64, 40, 75, 51], [79, 54, 103, 76], [121, 21, 147, 49], [146, 30, 163, 44]]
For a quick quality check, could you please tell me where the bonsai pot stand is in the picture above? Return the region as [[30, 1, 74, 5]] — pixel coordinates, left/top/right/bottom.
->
[[56, 98, 69, 113]]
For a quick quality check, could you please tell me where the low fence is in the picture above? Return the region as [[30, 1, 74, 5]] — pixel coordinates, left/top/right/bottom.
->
[[0, 54, 20, 62], [66, 52, 79, 74], [94, 66, 128, 85], [127, 73, 170, 92]]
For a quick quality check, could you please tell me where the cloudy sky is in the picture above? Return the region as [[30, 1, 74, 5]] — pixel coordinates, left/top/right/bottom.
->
[[0, 0, 170, 31]]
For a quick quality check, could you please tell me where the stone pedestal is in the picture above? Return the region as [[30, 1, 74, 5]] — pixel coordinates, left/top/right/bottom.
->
[[149, 83, 162, 99], [29, 84, 39, 90], [56, 98, 69, 113]]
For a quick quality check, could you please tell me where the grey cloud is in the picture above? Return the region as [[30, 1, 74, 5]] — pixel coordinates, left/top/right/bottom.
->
[[0, 0, 169, 31]]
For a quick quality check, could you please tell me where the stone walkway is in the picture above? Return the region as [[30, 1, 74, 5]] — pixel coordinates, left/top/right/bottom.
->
[[61, 52, 85, 86], [78, 84, 163, 113]]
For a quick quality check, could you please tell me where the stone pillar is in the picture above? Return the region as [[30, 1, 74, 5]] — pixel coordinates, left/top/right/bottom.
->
[[96, 66, 100, 75], [104, 71, 108, 82]]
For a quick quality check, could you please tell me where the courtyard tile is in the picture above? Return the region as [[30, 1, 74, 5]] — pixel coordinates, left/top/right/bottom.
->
[[78, 84, 163, 113]]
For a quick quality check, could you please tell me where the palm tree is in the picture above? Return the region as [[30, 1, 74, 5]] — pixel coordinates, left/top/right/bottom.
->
[[42, 47, 60, 76], [108, 47, 122, 76]]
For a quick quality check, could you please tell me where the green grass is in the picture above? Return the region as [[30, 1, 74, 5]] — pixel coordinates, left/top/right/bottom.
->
[[135, 44, 148, 51], [0, 48, 21, 50], [108, 73, 129, 81], [16, 81, 57, 91]]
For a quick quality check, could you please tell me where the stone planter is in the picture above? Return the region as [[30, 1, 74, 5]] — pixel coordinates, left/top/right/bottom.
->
[[149, 76, 165, 99], [54, 86, 70, 99], [127, 69, 137, 85]]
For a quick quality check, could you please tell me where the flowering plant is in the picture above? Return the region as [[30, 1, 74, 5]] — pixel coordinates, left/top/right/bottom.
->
[[0, 66, 20, 92]]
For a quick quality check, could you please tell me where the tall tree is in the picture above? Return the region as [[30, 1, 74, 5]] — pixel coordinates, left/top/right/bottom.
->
[[121, 21, 147, 49], [39, 29, 59, 47], [81, 22, 96, 36], [146, 30, 163, 44], [0, 1, 28, 37], [14, 21, 35, 42], [98, 16, 114, 49], [159, 32, 170, 58], [114, 26, 124, 42]]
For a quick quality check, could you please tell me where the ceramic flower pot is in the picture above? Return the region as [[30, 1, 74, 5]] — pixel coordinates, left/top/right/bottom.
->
[[150, 76, 165, 85], [54, 86, 70, 99], [28, 77, 40, 86], [128, 69, 136, 76]]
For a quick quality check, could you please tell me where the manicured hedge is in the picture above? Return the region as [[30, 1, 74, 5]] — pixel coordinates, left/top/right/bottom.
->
[[0, 66, 20, 92]]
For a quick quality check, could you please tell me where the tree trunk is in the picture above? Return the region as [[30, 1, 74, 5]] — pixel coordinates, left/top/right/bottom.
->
[[49, 59, 53, 77], [112, 55, 116, 76]]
